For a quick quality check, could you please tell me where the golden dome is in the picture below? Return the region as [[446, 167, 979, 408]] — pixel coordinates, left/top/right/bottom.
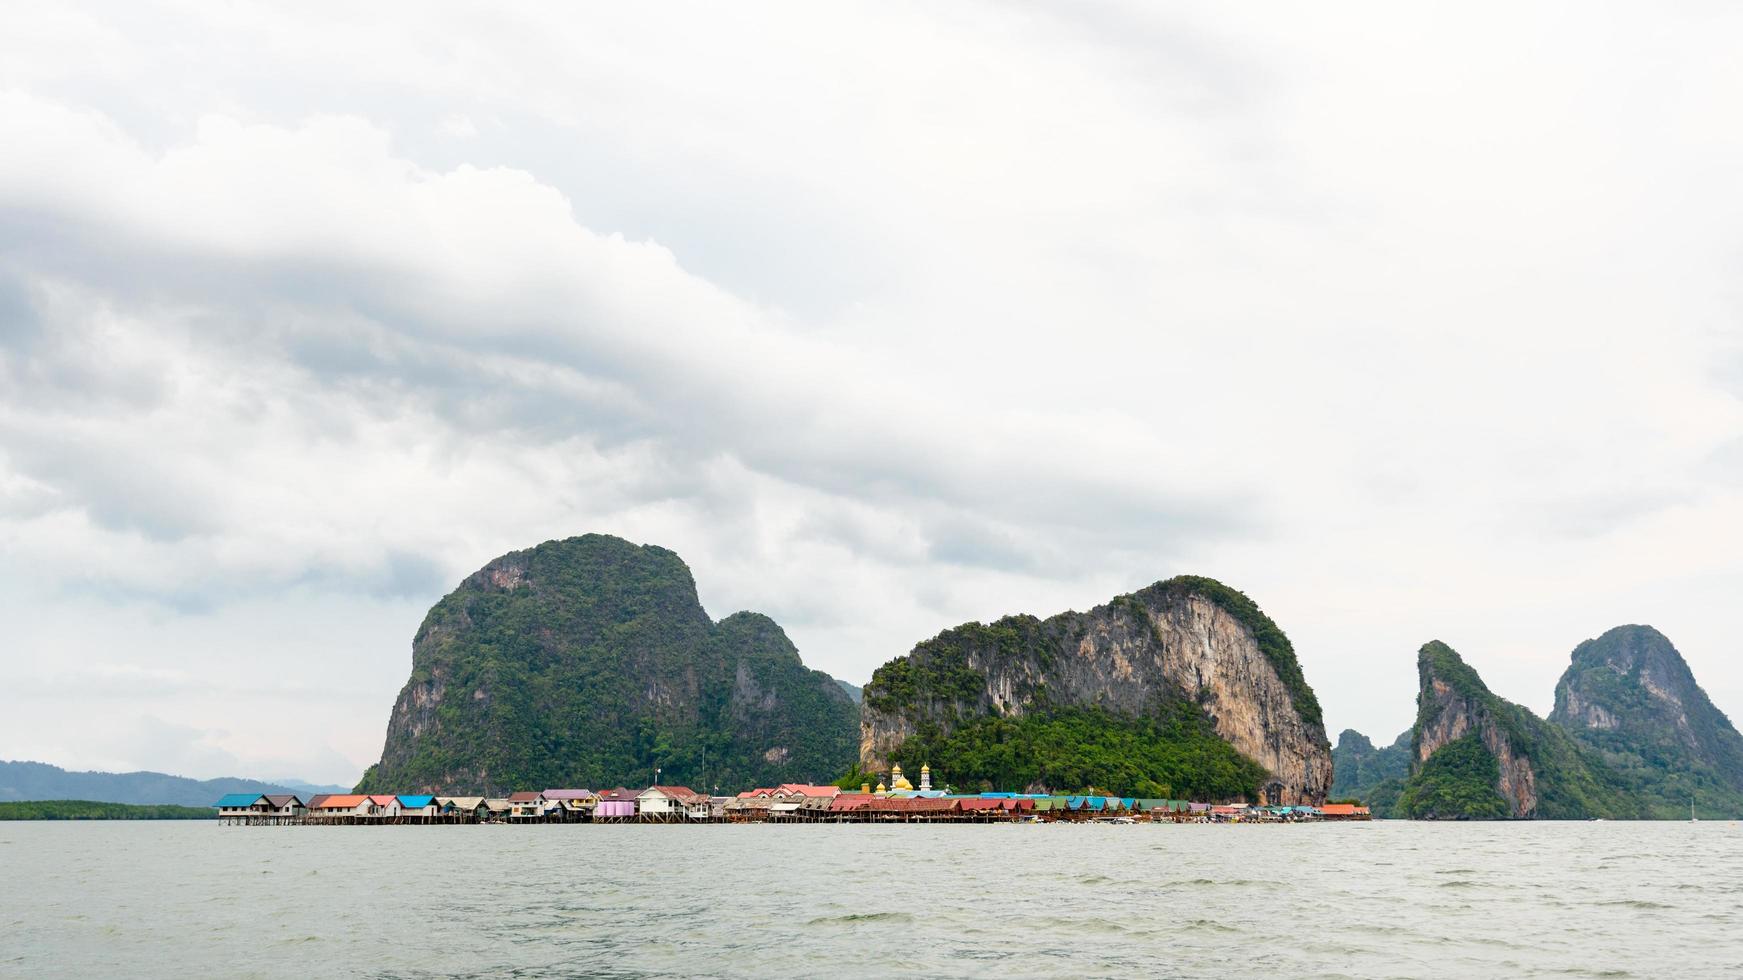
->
[[874, 781, 887, 794]]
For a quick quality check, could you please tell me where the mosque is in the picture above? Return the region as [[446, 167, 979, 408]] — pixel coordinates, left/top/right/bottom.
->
[[870, 763, 933, 796]]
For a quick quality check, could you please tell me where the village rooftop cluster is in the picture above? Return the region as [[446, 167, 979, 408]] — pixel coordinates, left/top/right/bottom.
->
[[215, 764, 1369, 826]]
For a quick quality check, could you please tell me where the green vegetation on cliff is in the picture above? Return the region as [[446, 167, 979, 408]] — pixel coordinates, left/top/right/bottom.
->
[[1550, 626, 1743, 819], [0, 800, 213, 820], [863, 615, 1046, 715], [862, 574, 1331, 803], [361, 535, 858, 794], [1393, 735, 1509, 819], [888, 704, 1269, 800], [1407, 641, 1642, 820]]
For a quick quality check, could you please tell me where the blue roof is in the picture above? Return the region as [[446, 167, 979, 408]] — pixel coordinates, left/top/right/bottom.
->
[[397, 795, 435, 807], [214, 793, 264, 808]]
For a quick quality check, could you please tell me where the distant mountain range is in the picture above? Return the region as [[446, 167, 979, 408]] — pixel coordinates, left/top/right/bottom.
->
[[0, 760, 350, 807]]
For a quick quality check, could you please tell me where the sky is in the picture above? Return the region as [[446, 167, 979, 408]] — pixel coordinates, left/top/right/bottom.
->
[[2, 2, 1741, 786]]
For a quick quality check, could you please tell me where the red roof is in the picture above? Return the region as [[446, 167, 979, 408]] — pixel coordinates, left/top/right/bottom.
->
[[776, 784, 840, 798], [368, 795, 397, 806], [1321, 803, 1362, 816], [317, 795, 368, 809], [507, 792, 544, 803], [598, 787, 637, 802], [828, 793, 877, 812], [867, 797, 958, 813]]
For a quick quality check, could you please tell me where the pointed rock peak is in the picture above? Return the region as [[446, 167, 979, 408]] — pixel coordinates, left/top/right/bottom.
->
[[1417, 640, 1493, 700]]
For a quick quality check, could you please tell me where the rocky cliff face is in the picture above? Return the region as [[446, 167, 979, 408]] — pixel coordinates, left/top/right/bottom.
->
[[1411, 645, 1540, 817], [1404, 641, 1637, 820], [1550, 625, 1743, 793], [860, 577, 1332, 804], [360, 534, 858, 794]]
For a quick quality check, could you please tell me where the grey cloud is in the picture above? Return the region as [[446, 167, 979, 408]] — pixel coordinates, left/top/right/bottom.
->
[[0, 272, 38, 345], [4, 206, 1255, 574], [1, 425, 221, 542]]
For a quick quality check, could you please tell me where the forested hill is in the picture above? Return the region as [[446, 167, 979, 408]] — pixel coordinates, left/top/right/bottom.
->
[[1400, 641, 1639, 820], [1551, 625, 1743, 818], [359, 534, 859, 794], [1382, 631, 1743, 820], [1330, 729, 1410, 814]]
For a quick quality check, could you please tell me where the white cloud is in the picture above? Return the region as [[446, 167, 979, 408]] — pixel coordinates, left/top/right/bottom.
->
[[1, 1, 1741, 782]]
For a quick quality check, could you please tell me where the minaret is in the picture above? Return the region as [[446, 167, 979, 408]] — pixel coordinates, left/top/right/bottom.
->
[[920, 764, 931, 792]]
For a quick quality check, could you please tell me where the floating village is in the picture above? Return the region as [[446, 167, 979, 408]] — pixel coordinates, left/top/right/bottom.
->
[[213, 763, 1371, 826]]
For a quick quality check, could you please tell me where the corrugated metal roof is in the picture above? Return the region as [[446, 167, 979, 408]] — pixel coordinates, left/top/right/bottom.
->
[[396, 795, 435, 808], [262, 794, 303, 808], [214, 793, 264, 808], [867, 797, 958, 813], [541, 789, 596, 800], [317, 795, 369, 809], [642, 785, 704, 801], [507, 791, 544, 803], [776, 784, 840, 797]]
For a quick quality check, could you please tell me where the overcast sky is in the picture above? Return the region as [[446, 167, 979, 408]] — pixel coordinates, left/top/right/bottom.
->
[[3, 3, 1740, 785]]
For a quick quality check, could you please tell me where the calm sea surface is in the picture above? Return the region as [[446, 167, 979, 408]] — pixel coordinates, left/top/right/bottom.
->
[[4, 821, 1741, 978]]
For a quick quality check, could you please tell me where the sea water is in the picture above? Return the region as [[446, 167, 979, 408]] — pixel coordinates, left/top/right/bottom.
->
[[3, 820, 1740, 978]]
